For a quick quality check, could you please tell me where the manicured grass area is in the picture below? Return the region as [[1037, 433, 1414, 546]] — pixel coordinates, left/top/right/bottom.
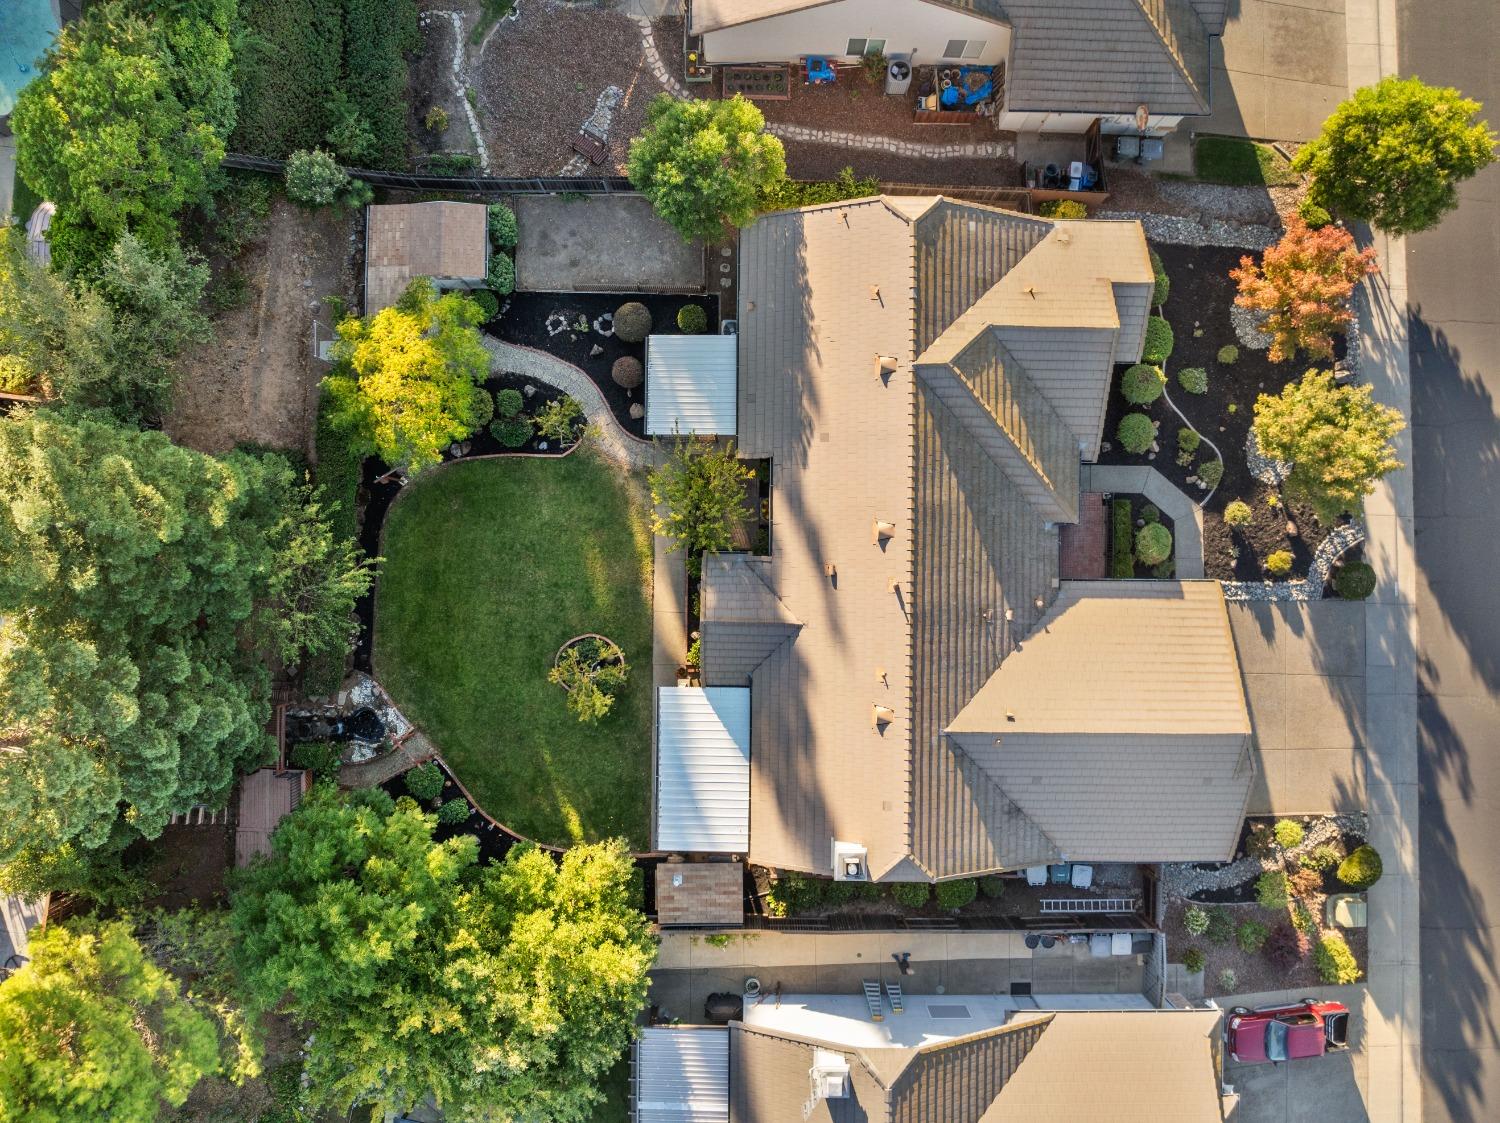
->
[[1194, 135, 1299, 187], [375, 453, 653, 847]]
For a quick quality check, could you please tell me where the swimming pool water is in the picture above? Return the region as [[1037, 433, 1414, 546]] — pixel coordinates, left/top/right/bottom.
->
[[1, 0, 60, 117]]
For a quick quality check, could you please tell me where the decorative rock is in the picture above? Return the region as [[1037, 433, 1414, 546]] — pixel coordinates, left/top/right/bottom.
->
[[1095, 210, 1279, 250], [629, 403, 645, 420], [1246, 428, 1292, 486], [589, 344, 604, 357], [1231, 303, 1271, 351], [523, 384, 537, 397]]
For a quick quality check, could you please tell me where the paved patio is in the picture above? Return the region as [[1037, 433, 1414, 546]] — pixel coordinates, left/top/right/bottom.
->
[[514, 194, 705, 294]]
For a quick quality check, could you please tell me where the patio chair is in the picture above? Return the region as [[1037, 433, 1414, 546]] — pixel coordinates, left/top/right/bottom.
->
[[1070, 863, 1094, 890], [1025, 866, 1048, 887]]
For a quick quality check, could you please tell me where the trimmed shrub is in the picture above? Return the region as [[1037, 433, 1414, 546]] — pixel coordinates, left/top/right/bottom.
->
[[1299, 197, 1333, 229], [1274, 818, 1306, 849], [1256, 869, 1290, 911], [1265, 550, 1294, 576], [497, 387, 524, 418], [891, 882, 931, 909], [1301, 844, 1343, 872], [978, 875, 1007, 900], [285, 148, 347, 207], [1122, 363, 1166, 405], [487, 253, 515, 295], [855, 881, 884, 901], [1183, 905, 1210, 937], [1265, 925, 1309, 970], [1142, 316, 1174, 364], [1289, 868, 1323, 899], [1150, 248, 1170, 306], [611, 356, 644, 389], [437, 798, 470, 824], [290, 741, 341, 784], [935, 878, 978, 910], [677, 303, 709, 334], [1217, 968, 1238, 993], [491, 416, 532, 448], [1136, 522, 1173, 567], [1039, 198, 1089, 219], [1224, 499, 1254, 527], [614, 301, 653, 343], [1117, 412, 1156, 454], [405, 762, 444, 802], [1197, 459, 1224, 488], [487, 202, 518, 249], [1237, 919, 1269, 954], [470, 289, 500, 322], [1111, 499, 1134, 578], [534, 395, 584, 443], [1177, 426, 1201, 465], [1217, 344, 1240, 365], [425, 105, 449, 133], [1141, 503, 1161, 524], [1337, 844, 1383, 889], [1315, 934, 1362, 984], [823, 880, 860, 906], [469, 388, 495, 429], [1335, 561, 1377, 600], [767, 872, 824, 915], [1182, 948, 1206, 974], [1177, 366, 1208, 394], [1205, 906, 1235, 946]]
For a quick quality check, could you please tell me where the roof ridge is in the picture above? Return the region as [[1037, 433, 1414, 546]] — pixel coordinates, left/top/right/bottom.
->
[[1129, 0, 1211, 106]]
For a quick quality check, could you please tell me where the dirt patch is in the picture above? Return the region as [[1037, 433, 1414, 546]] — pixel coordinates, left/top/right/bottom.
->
[[166, 197, 359, 457], [408, 10, 479, 162], [135, 824, 233, 911], [780, 142, 1021, 186]]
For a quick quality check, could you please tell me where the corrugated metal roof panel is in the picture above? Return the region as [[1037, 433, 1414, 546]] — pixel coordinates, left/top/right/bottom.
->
[[638, 1027, 730, 1123], [657, 687, 752, 853], [647, 335, 739, 437]]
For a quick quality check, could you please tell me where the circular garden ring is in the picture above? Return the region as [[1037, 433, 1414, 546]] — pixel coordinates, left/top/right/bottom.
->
[[552, 633, 626, 689]]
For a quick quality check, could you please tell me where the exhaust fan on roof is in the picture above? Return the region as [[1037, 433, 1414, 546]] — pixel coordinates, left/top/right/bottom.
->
[[832, 841, 869, 882], [874, 354, 898, 380], [811, 1049, 851, 1099], [872, 519, 895, 545]]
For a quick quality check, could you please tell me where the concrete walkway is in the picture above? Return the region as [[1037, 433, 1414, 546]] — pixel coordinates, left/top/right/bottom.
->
[[481, 337, 660, 471], [1080, 464, 1206, 578]]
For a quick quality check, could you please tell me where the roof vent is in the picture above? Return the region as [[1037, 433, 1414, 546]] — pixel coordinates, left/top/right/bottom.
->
[[872, 704, 895, 728], [875, 354, 898, 380], [811, 1049, 851, 1099], [869, 285, 881, 301], [872, 519, 896, 545], [832, 841, 869, 882], [824, 562, 837, 578], [1056, 229, 1072, 246], [1024, 284, 1038, 299]]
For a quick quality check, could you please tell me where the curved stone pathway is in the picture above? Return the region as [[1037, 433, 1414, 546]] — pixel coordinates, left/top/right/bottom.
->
[[481, 336, 659, 471]]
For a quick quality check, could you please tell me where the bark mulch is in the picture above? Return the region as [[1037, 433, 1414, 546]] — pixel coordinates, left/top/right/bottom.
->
[[407, 13, 476, 161], [1098, 242, 1344, 583], [1165, 897, 1367, 998], [1109, 494, 1178, 578], [487, 291, 717, 439]]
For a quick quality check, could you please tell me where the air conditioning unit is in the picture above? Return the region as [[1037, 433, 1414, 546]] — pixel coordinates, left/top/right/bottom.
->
[[811, 1050, 850, 1099], [832, 841, 869, 882]]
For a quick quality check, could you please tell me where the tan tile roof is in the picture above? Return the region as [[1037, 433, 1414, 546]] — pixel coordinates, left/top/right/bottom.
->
[[365, 202, 487, 314], [655, 862, 744, 927]]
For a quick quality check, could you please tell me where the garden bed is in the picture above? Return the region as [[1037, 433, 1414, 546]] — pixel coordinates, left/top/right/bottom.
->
[[1107, 494, 1177, 578], [487, 292, 718, 439], [1097, 243, 1347, 584], [1165, 897, 1367, 997]]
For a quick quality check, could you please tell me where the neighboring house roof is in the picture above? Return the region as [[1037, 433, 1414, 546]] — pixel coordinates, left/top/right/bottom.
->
[[364, 202, 487, 314], [647, 334, 739, 437], [723, 197, 1194, 879], [1001, 0, 1214, 116], [638, 1027, 730, 1123], [723, 1011, 1224, 1123], [656, 687, 752, 853], [690, 0, 1008, 36], [655, 862, 745, 927]]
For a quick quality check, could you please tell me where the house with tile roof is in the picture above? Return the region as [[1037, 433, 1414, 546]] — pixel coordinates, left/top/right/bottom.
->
[[687, 0, 1225, 135], [364, 201, 488, 314], [653, 196, 1254, 883]]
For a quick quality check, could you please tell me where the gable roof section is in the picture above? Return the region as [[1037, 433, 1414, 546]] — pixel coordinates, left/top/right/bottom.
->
[[692, 0, 1009, 35], [700, 555, 801, 686], [1001, 0, 1213, 116]]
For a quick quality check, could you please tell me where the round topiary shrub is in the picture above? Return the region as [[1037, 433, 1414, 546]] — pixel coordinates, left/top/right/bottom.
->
[[496, 387, 524, 418], [1142, 316, 1174, 364], [935, 878, 977, 910], [614, 301, 653, 343], [1184, 905, 1210, 937], [1117, 412, 1155, 454], [1298, 197, 1333, 229], [1224, 499, 1253, 527], [437, 798, 470, 824], [1337, 844, 1383, 889], [1141, 503, 1161, 524], [492, 416, 532, 448], [676, 303, 709, 334], [891, 882, 931, 909], [611, 356, 644, 389], [470, 289, 500, 323], [487, 202, 518, 249], [1177, 366, 1208, 394], [1274, 818, 1305, 849], [487, 253, 515, 295], [1135, 522, 1173, 566], [1217, 344, 1240, 365], [1182, 948, 1206, 974], [405, 762, 444, 802], [1121, 363, 1166, 405], [1265, 550, 1294, 576], [469, 388, 495, 429], [1150, 247, 1170, 306], [1197, 459, 1224, 488], [978, 875, 1007, 900], [1335, 561, 1376, 600]]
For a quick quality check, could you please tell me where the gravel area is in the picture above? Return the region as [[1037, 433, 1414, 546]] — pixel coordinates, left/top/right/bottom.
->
[[1097, 210, 1281, 250]]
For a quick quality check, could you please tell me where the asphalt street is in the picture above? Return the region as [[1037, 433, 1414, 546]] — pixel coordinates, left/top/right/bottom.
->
[[1397, 1, 1500, 1118]]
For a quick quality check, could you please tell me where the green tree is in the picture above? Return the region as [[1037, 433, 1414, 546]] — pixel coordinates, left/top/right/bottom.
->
[[229, 788, 654, 1120], [627, 94, 787, 241], [284, 148, 348, 207], [10, 3, 234, 272], [323, 277, 491, 473], [1295, 76, 1497, 234], [1253, 369, 1406, 522], [0, 921, 220, 1122], [649, 438, 755, 573], [0, 229, 113, 397]]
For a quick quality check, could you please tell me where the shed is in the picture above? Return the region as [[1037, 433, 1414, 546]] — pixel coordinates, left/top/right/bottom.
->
[[364, 201, 488, 314], [655, 863, 745, 928], [646, 334, 738, 437], [656, 687, 750, 853], [634, 1027, 729, 1123], [235, 768, 311, 866]]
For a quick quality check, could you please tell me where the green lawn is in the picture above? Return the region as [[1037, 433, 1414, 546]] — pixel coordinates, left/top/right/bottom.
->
[[1194, 135, 1299, 187], [375, 454, 654, 848]]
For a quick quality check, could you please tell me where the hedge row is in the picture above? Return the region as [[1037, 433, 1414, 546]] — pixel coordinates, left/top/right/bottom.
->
[[1111, 499, 1134, 578], [302, 395, 364, 696]]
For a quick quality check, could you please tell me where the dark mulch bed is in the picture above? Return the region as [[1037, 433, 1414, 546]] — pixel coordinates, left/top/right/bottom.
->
[[1098, 243, 1346, 583], [1165, 897, 1368, 997], [782, 143, 1022, 187], [1108, 493, 1177, 578], [487, 291, 717, 438]]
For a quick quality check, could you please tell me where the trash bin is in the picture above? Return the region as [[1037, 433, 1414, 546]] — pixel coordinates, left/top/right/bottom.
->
[[885, 57, 912, 96]]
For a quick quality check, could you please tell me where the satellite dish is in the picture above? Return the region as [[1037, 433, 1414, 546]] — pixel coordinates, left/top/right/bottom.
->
[[1135, 104, 1150, 132]]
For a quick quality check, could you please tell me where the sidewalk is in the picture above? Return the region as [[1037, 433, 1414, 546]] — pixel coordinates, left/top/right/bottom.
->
[[1344, 0, 1421, 1119]]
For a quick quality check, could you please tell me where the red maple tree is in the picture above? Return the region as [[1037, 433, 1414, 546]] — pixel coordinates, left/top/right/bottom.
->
[[1230, 218, 1379, 362]]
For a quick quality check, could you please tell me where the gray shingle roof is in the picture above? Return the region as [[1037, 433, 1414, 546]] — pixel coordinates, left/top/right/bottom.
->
[[700, 555, 801, 685]]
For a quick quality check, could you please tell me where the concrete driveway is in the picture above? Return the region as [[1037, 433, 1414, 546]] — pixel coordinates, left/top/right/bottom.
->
[[1197, 0, 1349, 141], [1223, 986, 1370, 1122]]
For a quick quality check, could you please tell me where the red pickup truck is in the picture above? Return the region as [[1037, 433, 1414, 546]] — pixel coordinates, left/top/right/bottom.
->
[[1225, 998, 1351, 1065]]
